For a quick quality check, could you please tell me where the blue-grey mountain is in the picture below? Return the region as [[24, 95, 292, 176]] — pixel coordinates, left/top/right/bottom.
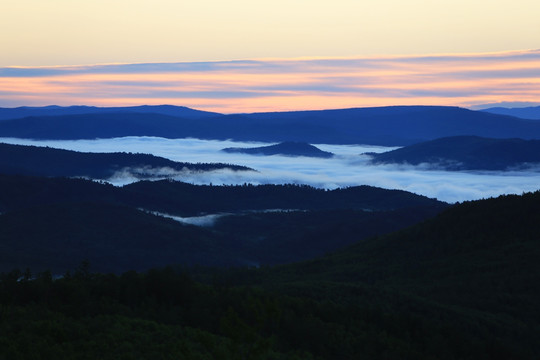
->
[[370, 136, 540, 170], [222, 141, 334, 158], [481, 105, 540, 120], [0, 104, 219, 121], [2, 105, 540, 146]]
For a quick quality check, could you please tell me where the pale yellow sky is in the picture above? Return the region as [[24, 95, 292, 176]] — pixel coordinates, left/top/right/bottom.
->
[[1, 0, 539, 66]]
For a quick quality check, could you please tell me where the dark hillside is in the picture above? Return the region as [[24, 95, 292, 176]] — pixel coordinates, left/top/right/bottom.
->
[[121, 180, 445, 216], [0, 174, 447, 272], [257, 192, 540, 353], [0, 202, 229, 273], [265, 191, 540, 292], [1, 191, 539, 359], [0, 203, 442, 273], [370, 136, 540, 170], [0, 142, 250, 179], [0, 174, 446, 217], [203, 191, 540, 358]]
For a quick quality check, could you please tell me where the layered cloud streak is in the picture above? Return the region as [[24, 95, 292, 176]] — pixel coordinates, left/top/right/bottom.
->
[[1, 50, 540, 113]]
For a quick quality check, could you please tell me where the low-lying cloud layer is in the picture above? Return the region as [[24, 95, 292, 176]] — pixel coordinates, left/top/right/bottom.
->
[[2, 137, 539, 203], [1, 50, 540, 112]]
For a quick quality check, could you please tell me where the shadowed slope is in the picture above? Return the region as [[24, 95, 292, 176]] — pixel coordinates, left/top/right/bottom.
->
[[0, 142, 251, 179], [370, 136, 540, 170]]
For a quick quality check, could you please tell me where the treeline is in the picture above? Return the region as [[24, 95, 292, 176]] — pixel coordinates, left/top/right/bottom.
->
[[0, 173, 446, 216], [0, 201, 442, 274], [122, 180, 445, 216], [0, 142, 250, 179], [0, 174, 446, 273], [1, 191, 539, 358], [1, 258, 537, 360]]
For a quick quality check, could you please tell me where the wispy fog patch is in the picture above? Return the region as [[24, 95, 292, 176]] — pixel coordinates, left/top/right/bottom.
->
[[107, 166, 258, 186], [144, 208, 305, 227], [108, 166, 183, 182], [1, 137, 539, 203], [145, 210, 226, 227]]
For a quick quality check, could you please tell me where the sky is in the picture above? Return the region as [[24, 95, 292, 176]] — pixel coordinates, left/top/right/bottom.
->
[[1, 0, 540, 112]]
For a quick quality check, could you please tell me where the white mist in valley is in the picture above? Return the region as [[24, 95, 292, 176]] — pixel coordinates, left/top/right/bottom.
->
[[2, 136, 539, 203]]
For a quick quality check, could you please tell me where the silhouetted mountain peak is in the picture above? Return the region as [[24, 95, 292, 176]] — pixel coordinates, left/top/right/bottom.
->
[[222, 141, 334, 158], [2, 105, 540, 145], [0, 104, 221, 121]]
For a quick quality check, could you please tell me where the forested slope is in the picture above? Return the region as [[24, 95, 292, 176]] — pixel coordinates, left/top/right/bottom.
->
[[0, 142, 250, 179], [0, 174, 446, 273], [1, 191, 538, 359]]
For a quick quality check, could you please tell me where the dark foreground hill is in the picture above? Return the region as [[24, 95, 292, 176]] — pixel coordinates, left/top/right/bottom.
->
[[222, 141, 334, 158], [0, 174, 446, 272], [0, 202, 440, 273], [0, 142, 251, 179], [0, 174, 444, 216], [223, 190, 540, 358], [2, 105, 540, 145], [1, 191, 538, 359], [370, 136, 540, 170]]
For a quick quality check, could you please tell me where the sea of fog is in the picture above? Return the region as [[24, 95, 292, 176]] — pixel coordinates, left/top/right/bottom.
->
[[2, 136, 539, 203]]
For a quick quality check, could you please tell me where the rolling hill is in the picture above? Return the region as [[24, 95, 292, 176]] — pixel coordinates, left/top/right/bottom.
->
[[1, 189, 538, 359], [0, 142, 251, 179], [2, 105, 540, 145], [222, 141, 334, 158], [369, 136, 540, 170], [211, 190, 540, 358], [481, 105, 540, 120], [1, 104, 539, 358], [0, 174, 447, 273], [0, 174, 445, 217], [0, 104, 220, 121]]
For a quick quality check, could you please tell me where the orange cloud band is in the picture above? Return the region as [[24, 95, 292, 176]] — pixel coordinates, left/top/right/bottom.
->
[[1, 50, 539, 113]]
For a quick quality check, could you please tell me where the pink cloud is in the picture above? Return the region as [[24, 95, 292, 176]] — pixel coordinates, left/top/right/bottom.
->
[[1, 50, 539, 113]]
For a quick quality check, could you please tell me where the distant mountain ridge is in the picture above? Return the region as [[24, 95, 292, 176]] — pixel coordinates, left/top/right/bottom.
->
[[2, 105, 540, 145], [0, 104, 220, 121], [370, 136, 540, 170], [481, 106, 540, 120], [222, 141, 334, 158]]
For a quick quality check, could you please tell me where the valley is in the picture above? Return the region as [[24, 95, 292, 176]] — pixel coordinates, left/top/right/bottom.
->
[[0, 104, 539, 359]]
